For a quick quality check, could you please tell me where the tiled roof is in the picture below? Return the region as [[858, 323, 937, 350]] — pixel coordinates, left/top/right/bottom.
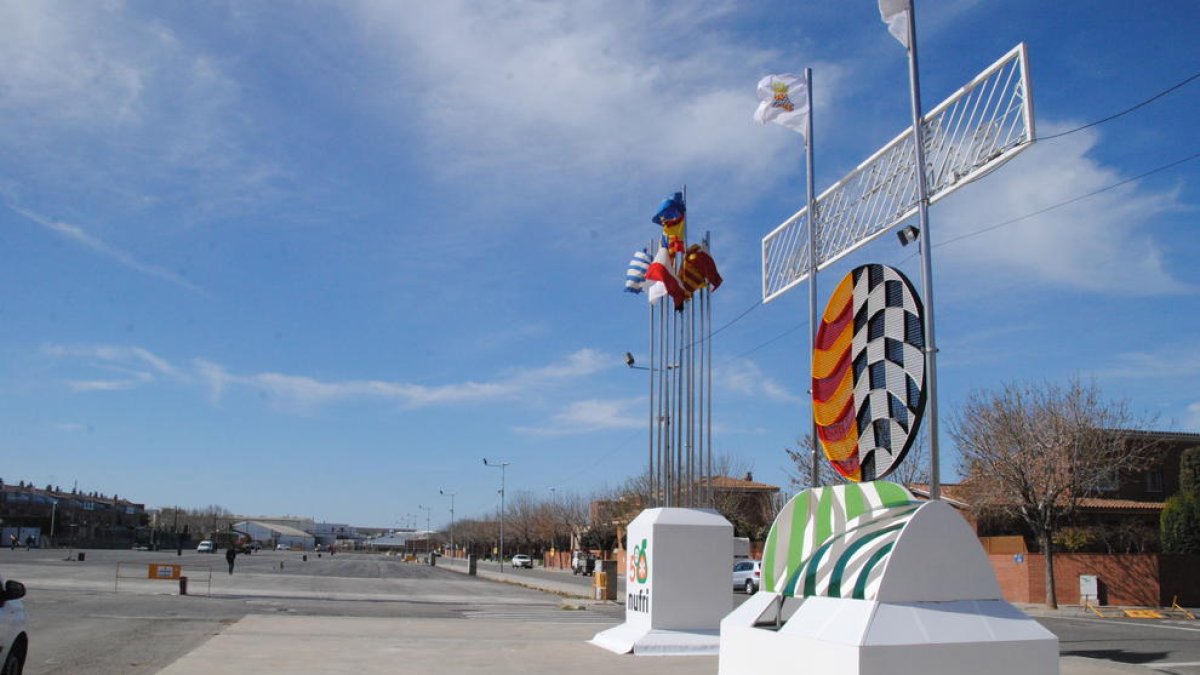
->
[[1076, 497, 1165, 511], [700, 475, 780, 492], [915, 483, 1165, 512]]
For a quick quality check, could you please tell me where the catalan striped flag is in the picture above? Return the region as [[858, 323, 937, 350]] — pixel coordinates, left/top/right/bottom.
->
[[624, 249, 652, 293], [680, 243, 722, 296]]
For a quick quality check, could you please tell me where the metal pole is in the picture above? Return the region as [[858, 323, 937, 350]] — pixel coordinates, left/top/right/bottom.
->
[[675, 301, 684, 507], [904, 0, 940, 499], [706, 259, 713, 507], [662, 294, 672, 504], [440, 490, 456, 562], [483, 459, 511, 570], [691, 278, 700, 504], [647, 249, 656, 506], [804, 67, 821, 489]]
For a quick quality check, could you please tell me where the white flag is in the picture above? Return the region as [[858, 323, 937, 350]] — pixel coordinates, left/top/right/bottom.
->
[[878, 0, 910, 49], [754, 73, 809, 138]]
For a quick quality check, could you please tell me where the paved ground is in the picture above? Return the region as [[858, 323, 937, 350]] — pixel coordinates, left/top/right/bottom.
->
[[6, 547, 1200, 674]]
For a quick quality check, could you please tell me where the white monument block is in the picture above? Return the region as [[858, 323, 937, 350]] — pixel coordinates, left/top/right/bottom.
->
[[591, 507, 733, 655], [719, 482, 1059, 675]]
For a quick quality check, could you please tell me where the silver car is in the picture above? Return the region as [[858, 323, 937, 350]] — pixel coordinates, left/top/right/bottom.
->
[[732, 559, 762, 594], [0, 574, 28, 675]]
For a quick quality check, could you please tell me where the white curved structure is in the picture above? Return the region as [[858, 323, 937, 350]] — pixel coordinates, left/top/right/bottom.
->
[[719, 482, 1058, 675]]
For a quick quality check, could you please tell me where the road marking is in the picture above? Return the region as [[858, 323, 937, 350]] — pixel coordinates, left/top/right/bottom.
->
[[463, 608, 621, 623], [1048, 615, 1200, 634], [1148, 662, 1200, 668]]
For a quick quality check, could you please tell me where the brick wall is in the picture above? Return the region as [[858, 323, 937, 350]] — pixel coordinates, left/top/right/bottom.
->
[[988, 553, 1200, 606]]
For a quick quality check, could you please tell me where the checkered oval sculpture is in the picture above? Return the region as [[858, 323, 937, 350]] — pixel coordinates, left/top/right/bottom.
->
[[812, 264, 926, 481]]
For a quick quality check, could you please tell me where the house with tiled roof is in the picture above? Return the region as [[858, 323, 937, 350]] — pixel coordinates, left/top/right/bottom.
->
[[913, 429, 1200, 605]]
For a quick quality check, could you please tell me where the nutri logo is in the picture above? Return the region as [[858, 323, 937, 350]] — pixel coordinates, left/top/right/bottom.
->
[[627, 587, 649, 613], [627, 538, 649, 585]]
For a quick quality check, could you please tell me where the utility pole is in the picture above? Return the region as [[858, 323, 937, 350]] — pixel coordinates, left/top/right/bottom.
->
[[418, 505, 432, 555], [440, 489, 456, 564]]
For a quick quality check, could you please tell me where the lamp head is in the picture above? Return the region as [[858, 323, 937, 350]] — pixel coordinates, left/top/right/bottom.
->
[[897, 225, 920, 247], [623, 352, 636, 367]]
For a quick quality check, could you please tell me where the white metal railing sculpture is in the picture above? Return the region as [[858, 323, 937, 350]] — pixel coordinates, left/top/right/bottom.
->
[[761, 43, 1034, 304]]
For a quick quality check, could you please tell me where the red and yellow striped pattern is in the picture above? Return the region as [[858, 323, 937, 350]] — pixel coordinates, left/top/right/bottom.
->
[[812, 273, 861, 480]]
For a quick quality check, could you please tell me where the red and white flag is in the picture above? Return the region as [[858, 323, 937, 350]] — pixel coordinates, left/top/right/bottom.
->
[[644, 246, 686, 309]]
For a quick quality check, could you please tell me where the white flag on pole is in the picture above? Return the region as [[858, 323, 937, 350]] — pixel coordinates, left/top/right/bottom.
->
[[878, 0, 910, 49], [754, 73, 809, 138]]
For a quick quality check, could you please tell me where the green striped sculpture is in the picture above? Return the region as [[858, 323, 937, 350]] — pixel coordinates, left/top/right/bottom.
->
[[762, 481, 919, 600]]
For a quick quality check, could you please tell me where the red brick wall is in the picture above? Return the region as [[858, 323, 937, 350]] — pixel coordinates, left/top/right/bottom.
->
[[989, 553, 1172, 606]]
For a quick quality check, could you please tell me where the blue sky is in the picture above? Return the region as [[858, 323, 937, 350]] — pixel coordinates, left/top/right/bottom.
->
[[1, 1, 1198, 528]]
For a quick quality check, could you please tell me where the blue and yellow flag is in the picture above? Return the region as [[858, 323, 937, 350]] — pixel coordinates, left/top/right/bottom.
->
[[652, 192, 686, 256]]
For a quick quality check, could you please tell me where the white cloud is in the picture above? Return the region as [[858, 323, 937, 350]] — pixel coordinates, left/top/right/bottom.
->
[[48, 344, 614, 412], [352, 1, 840, 186], [1185, 402, 1200, 432], [935, 126, 1191, 296], [716, 357, 803, 403], [512, 397, 645, 436], [1097, 343, 1200, 380], [67, 376, 151, 393], [11, 205, 205, 292], [0, 2, 284, 224], [43, 344, 185, 393]]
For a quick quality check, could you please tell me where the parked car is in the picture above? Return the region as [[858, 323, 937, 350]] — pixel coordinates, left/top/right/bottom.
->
[[196, 540, 216, 553], [511, 554, 533, 569], [733, 559, 762, 594], [0, 574, 28, 675], [570, 550, 595, 576]]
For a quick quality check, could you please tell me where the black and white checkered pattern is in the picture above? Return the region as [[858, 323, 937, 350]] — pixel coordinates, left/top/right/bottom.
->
[[848, 264, 926, 480]]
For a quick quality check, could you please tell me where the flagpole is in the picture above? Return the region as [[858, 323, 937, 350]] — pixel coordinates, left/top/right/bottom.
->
[[804, 68, 821, 489], [704, 231, 713, 507], [648, 240, 657, 507], [904, 0, 941, 499]]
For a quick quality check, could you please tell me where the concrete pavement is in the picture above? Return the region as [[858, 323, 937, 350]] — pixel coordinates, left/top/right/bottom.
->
[[157, 558, 1149, 674]]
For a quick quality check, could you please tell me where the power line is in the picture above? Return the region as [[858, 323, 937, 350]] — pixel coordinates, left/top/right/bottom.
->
[[735, 149, 1200, 362], [669, 70, 1200, 351], [936, 150, 1200, 249], [1039, 69, 1200, 141]]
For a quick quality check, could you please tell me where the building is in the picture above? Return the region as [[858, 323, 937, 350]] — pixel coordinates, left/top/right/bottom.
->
[[232, 520, 315, 550], [0, 480, 146, 547], [922, 429, 1200, 605]]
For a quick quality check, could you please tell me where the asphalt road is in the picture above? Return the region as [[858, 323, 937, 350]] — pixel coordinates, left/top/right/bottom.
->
[[1041, 614, 1200, 674], [4, 548, 623, 674], [6, 547, 1200, 674]]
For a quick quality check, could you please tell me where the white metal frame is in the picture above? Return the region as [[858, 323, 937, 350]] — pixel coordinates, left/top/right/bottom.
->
[[762, 43, 1035, 303]]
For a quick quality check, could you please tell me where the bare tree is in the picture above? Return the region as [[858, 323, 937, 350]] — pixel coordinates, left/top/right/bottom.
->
[[950, 378, 1157, 608], [784, 429, 930, 491]]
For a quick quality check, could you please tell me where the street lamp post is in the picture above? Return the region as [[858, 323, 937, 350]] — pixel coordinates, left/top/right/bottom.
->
[[418, 505, 432, 555], [483, 458, 510, 572], [440, 489, 456, 564]]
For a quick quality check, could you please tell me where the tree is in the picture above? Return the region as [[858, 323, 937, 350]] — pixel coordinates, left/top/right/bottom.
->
[[950, 378, 1156, 609], [784, 427, 931, 492], [1161, 446, 1200, 554]]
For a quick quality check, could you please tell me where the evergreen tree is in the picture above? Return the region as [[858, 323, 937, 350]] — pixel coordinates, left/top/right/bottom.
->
[[1161, 447, 1200, 554]]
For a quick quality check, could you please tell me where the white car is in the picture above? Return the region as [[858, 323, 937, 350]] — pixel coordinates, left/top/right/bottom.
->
[[0, 574, 28, 675], [196, 540, 216, 553], [732, 559, 762, 594], [510, 554, 533, 569]]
